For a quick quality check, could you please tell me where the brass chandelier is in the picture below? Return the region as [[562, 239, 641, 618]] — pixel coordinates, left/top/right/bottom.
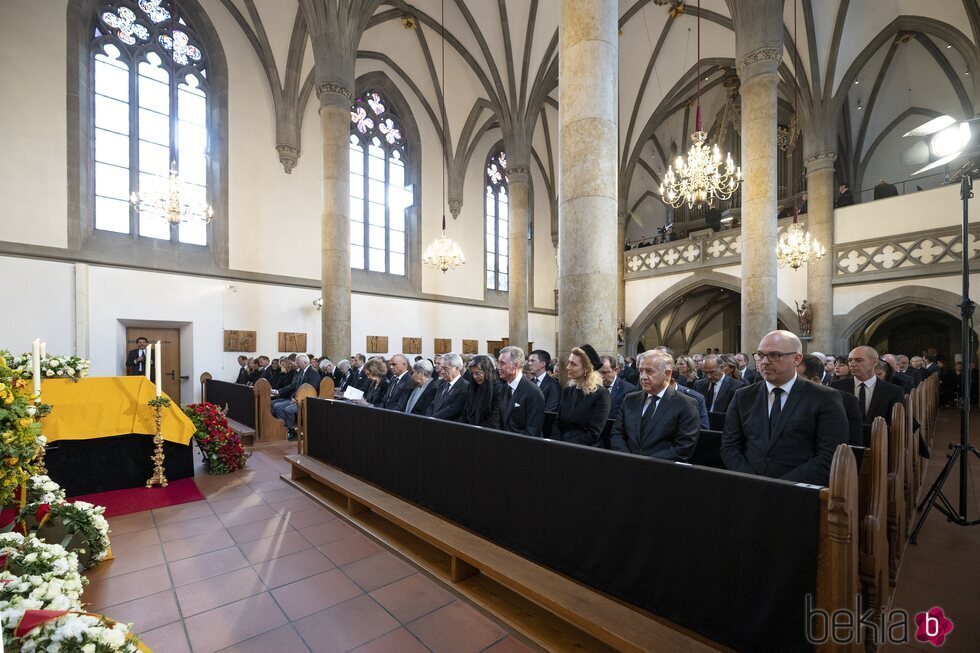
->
[[659, 0, 741, 209], [776, 209, 826, 270]]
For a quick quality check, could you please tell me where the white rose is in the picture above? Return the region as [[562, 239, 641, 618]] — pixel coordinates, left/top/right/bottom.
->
[[45, 369, 54, 377], [23, 553, 38, 564], [65, 367, 75, 376]]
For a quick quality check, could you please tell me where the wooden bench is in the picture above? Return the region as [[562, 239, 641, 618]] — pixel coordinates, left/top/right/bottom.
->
[[286, 437, 861, 653], [857, 417, 889, 612], [888, 401, 907, 588], [318, 376, 335, 399]]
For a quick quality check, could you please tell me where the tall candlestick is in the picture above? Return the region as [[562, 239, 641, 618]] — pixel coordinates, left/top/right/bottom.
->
[[145, 345, 152, 381], [32, 339, 41, 398], [155, 342, 163, 398]]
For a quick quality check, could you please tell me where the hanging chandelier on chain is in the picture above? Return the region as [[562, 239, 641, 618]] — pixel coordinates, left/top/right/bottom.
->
[[421, 0, 465, 273], [130, 0, 213, 227], [775, 0, 824, 271], [659, 0, 741, 209]]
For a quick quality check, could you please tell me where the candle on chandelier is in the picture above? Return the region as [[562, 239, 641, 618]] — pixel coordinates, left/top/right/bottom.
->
[[155, 341, 163, 398]]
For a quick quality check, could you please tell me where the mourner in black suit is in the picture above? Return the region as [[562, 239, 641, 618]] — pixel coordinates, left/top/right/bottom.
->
[[881, 354, 914, 393], [555, 345, 612, 446], [496, 347, 546, 437], [126, 337, 152, 377], [350, 354, 371, 390], [693, 354, 746, 414], [672, 379, 710, 430], [528, 350, 561, 413], [721, 331, 848, 486], [897, 356, 921, 387], [404, 360, 440, 415], [799, 355, 864, 448], [271, 355, 321, 439], [334, 361, 356, 392], [461, 355, 501, 428], [831, 346, 905, 425], [610, 350, 700, 460], [380, 355, 416, 411], [233, 355, 249, 384], [835, 183, 855, 207], [359, 361, 391, 408], [618, 357, 640, 386], [598, 355, 637, 419], [735, 353, 760, 384], [426, 353, 469, 421]]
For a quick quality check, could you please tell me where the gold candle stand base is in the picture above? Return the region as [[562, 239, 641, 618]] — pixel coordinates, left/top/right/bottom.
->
[[146, 397, 171, 488]]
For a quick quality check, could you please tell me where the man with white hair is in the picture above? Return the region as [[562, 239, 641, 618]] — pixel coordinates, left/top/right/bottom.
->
[[881, 353, 915, 393], [271, 354, 320, 440], [405, 359, 439, 415], [721, 330, 847, 485], [895, 354, 921, 387], [334, 359, 355, 391], [497, 346, 545, 436], [426, 352, 469, 421], [809, 351, 833, 385]]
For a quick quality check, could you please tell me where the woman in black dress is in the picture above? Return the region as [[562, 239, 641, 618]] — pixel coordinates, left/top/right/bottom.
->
[[356, 358, 390, 407], [461, 355, 501, 428], [556, 344, 611, 446]]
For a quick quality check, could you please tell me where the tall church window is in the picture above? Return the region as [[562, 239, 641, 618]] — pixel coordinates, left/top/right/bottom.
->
[[92, 1, 210, 245], [485, 148, 508, 291], [349, 91, 412, 275]]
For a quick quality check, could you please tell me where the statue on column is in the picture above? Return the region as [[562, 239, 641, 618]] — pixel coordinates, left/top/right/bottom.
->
[[796, 300, 812, 337], [617, 321, 625, 347]]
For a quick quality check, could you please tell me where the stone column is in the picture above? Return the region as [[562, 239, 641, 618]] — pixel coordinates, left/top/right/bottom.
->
[[805, 152, 836, 352], [508, 165, 530, 351], [318, 82, 353, 363], [558, 0, 618, 366], [737, 47, 781, 353], [617, 210, 627, 352]]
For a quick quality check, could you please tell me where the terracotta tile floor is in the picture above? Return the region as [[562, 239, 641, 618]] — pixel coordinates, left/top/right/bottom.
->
[[84, 444, 536, 653]]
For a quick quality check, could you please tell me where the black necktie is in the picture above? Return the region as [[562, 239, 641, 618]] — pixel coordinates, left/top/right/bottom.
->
[[769, 387, 784, 437], [858, 383, 867, 419], [640, 394, 660, 430], [705, 382, 716, 411]]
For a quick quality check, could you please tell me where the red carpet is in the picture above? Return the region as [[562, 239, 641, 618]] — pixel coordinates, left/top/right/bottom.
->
[[68, 477, 205, 517]]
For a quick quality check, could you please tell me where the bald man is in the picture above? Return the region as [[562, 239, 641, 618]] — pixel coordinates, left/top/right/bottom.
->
[[881, 354, 915, 393], [381, 354, 416, 412], [831, 346, 905, 425], [720, 330, 848, 486]]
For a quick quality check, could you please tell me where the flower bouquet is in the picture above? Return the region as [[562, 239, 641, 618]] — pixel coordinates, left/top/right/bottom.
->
[[0, 533, 86, 612], [0, 350, 91, 383], [16, 476, 111, 569], [183, 402, 249, 474], [4, 610, 143, 653], [0, 361, 45, 508]]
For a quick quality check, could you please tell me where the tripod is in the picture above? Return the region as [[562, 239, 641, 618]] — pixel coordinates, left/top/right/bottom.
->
[[910, 171, 980, 543]]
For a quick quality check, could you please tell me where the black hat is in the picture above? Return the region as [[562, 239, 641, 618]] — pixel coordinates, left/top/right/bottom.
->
[[579, 344, 602, 371]]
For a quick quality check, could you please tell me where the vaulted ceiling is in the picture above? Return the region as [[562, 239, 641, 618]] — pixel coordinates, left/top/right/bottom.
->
[[212, 0, 979, 240]]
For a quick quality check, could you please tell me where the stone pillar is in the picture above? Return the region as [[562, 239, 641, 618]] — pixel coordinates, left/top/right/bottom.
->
[[317, 82, 353, 363], [558, 0, 618, 366], [805, 152, 836, 352], [508, 165, 530, 350], [737, 47, 781, 353], [617, 210, 627, 352]]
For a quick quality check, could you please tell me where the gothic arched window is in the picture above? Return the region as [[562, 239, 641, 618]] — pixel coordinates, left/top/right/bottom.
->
[[349, 91, 412, 275], [485, 147, 508, 291], [92, 0, 211, 245]]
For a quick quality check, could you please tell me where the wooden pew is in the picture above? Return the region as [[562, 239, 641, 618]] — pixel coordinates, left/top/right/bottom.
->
[[857, 417, 889, 612], [318, 376, 336, 399], [904, 392, 919, 521], [294, 383, 319, 448], [252, 378, 288, 443], [887, 402, 907, 587]]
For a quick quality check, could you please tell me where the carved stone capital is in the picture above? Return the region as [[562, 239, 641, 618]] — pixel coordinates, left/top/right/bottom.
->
[[448, 198, 462, 219], [506, 165, 530, 183], [736, 47, 781, 80], [276, 144, 300, 174], [804, 150, 838, 172], [316, 82, 354, 107]]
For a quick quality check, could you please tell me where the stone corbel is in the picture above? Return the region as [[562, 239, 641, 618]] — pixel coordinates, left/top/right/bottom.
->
[[276, 144, 300, 174], [316, 81, 354, 108], [803, 150, 837, 173]]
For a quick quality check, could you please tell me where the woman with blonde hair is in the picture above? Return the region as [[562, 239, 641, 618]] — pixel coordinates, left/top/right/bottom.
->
[[555, 344, 611, 446], [675, 355, 698, 387]]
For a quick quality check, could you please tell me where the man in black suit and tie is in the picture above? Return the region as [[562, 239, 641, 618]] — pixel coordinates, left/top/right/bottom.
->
[[252, 355, 273, 383], [527, 350, 561, 413], [381, 354, 415, 411], [233, 355, 249, 384], [497, 346, 546, 437], [610, 350, 700, 460], [831, 346, 905, 426], [799, 355, 864, 447], [920, 354, 939, 379], [271, 354, 321, 440], [735, 352, 760, 384], [334, 360, 356, 392], [405, 359, 439, 415], [721, 330, 848, 486], [126, 337, 152, 377], [896, 355, 921, 387], [426, 352, 469, 421], [694, 354, 745, 414], [882, 354, 915, 393], [350, 353, 370, 390], [599, 355, 636, 419]]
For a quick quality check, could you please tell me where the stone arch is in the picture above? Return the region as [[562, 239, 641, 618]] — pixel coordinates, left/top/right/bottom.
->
[[833, 285, 976, 354], [627, 270, 798, 354]]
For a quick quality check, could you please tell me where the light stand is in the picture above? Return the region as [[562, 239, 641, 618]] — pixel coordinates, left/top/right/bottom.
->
[[910, 170, 980, 541]]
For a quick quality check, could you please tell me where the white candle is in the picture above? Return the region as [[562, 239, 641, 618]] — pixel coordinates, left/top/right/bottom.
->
[[39, 342, 46, 359], [145, 345, 152, 381], [155, 341, 163, 397], [32, 339, 41, 397]]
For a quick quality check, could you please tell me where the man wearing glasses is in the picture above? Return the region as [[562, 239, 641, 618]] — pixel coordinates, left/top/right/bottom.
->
[[720, 330, 847, 486]]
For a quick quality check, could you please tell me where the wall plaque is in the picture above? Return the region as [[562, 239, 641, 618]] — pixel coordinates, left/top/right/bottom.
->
[[224, 330, 256, 352], [462, 339, 479, 355], [278, 332, 307, 353], [402, 337, 422, 354], [367, 335, 388, 353], [434, 338, 452, 355]]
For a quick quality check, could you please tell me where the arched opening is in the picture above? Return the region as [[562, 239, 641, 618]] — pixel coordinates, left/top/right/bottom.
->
[[630, 279, 791, 355], [848, 302, 972, 360]]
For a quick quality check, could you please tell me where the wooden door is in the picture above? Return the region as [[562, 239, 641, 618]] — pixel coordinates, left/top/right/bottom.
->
[[125, 327, 181, 403]]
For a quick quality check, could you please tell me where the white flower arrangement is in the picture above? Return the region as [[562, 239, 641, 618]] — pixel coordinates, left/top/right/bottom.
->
[[0, 534, 85, 611], [22, 474, 66, 506], [8, 610, 142, 653], [0, 350, 91, 383], [18, 476, 112, 567]]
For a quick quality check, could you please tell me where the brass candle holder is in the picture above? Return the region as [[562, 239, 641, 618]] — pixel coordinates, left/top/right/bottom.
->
[[146, 396, 171, 488], [32, 397, 52, 476]]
